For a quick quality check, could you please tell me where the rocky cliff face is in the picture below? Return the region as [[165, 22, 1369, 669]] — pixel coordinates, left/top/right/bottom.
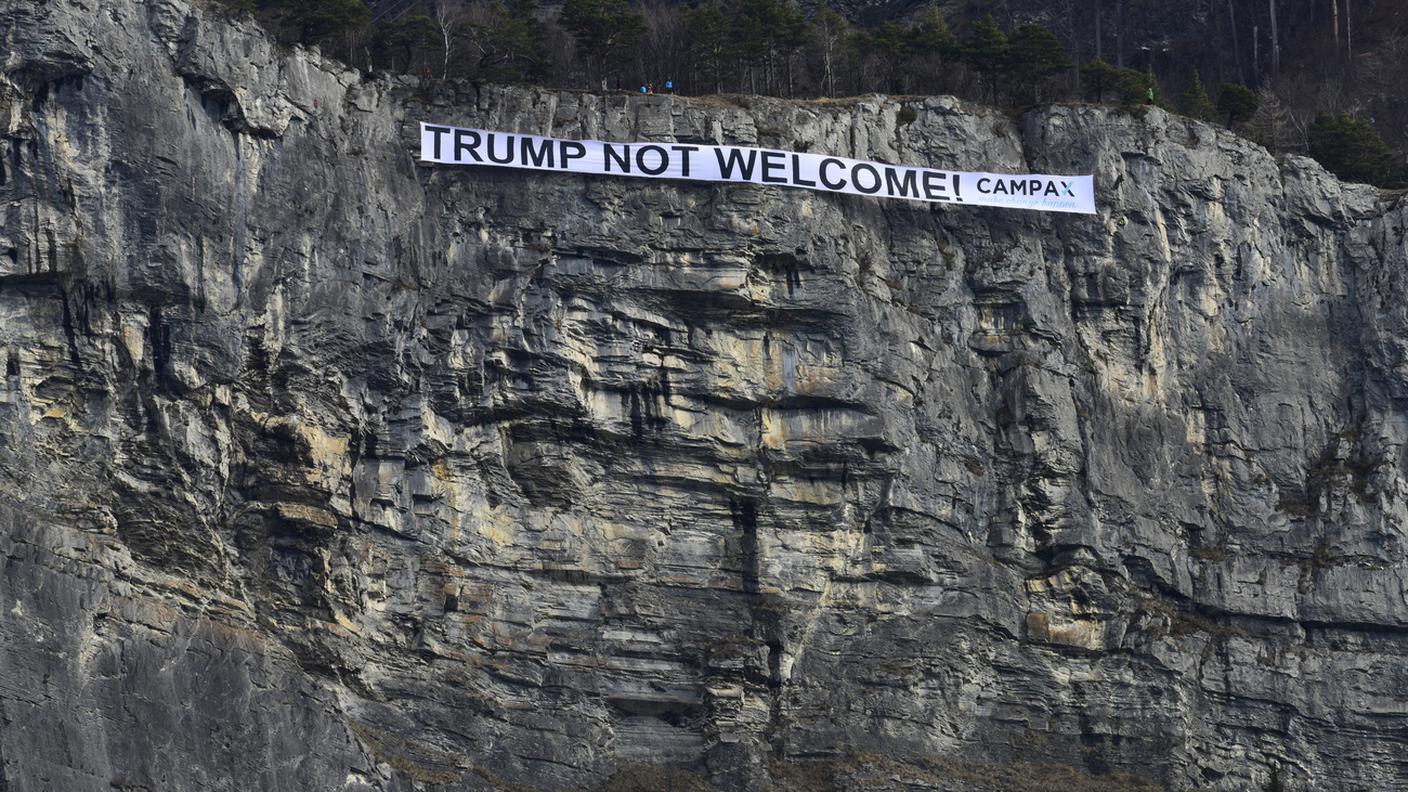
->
[[3, 2, 1408, 791]]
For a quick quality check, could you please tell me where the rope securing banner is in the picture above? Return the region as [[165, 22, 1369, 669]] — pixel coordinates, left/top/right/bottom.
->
[[420, 123, 1096, 215]]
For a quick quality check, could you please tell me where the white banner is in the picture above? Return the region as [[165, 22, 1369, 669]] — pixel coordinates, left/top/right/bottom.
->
[[420, 123, 1096, 215]]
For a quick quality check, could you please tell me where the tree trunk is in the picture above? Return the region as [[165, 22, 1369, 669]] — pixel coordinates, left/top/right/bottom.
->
[[1095, 0, 1102, 60], [1227, 0, 1243, 83], [1331, 0, 1340, 54], [1253, 24, 1259, 82], [1345, 0, 1353, 60], [1115, 0, 1124, 66], [1269, 0, 1280, 73]]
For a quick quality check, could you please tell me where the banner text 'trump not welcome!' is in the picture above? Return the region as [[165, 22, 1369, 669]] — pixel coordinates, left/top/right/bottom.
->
[[420, 123, 1096, 215]]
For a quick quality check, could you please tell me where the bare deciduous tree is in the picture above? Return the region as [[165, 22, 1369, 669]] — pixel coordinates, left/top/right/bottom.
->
[[433, 0, 465, 80]]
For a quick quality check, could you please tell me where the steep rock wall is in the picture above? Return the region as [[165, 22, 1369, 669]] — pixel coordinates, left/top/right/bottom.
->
[[2, 1, 1407, 790]]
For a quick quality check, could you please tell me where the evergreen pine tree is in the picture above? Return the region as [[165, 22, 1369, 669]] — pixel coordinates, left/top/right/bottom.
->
[[907, 5, 957, 60], [561, 0, 645, 90], [1082, 57, 1152, 106], [685, 0, 729, 94], [263, 0, 370, 59], [1217, 83, 1258, 126], [370, 14, 439, 73], [1008, 23, 1070, 103], [851, 21, 908, 93], [962, 14, 1010, 102], [1309, 113, 1405, 187], [904, 4, 957, 95], [1081, 57, 1117, 103], [510, 0, 549, 78], [1181, 71, 1216, 121]]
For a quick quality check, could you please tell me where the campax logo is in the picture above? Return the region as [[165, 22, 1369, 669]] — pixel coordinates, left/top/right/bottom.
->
[[975, 177, 1077, 198]]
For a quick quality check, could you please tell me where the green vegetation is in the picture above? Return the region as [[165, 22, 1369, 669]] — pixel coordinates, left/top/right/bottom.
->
[[249, 0, 370, 56], [211, 0, 1408, 188], [1217, 82, 1259, 126], [1181, 72, 1217, 122], [961, 14, 1008, 101], [1081, 58, 1154, 106], [1309, 112, 1406, 187], [560, 0, 644, 90], [1008, 23, 1070, 103]]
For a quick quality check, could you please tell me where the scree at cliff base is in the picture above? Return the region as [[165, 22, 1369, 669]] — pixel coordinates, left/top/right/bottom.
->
[[420, 123, 1097, 215]]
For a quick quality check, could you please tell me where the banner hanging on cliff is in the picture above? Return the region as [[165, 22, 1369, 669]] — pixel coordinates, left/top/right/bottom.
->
[[419, 124, 1096, 215]]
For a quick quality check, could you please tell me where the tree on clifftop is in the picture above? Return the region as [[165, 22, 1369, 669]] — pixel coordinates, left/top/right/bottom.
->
[[962, 14, 1009, 102], [1217, 83, 1258, 126], [261, 0, 370, 59], [1008, 23, 1070, 103], [685, 0, 729, 94], [1309, 113, 1405, 188], [1181, 71, 1216, 121], [561, 0, 644, 91]]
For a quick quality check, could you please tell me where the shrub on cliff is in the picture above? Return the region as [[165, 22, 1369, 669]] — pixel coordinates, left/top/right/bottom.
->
[[1008, 23, 1071, 103], [1217, 83, 1258, 126], [1081, 58, 1151, 106], [962, 14, 1009, 101], [1309, 112, 1406, 188], [1181, 71, 1216, 122]]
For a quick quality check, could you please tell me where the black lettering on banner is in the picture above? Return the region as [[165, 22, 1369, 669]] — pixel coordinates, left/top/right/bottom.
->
[[486, 133, 514, 164], [921, 170, 949, 201], [819, 158, 847, 190], [885, 168, 918, 198], [560, 141, 587, 167], [522, 137, 554, 168], [714, 148, 758, 180], [604, 143, 631, 173], [424, 126, 1088, 211], [760, 151, 787, 184], [454, 129, 483, 163], [791, 154, 815, 187], [852, 163, 881, 194], [426, 125, 452, 159], [671, 145, 699, 177], [636, 145, 669, 175]]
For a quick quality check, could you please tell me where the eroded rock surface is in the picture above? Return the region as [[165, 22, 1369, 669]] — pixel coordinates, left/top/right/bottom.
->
[[2, 1, 1407, 790]]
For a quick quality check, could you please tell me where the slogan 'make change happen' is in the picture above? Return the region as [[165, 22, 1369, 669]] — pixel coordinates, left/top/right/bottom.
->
[[420, 123, 1096, 215]]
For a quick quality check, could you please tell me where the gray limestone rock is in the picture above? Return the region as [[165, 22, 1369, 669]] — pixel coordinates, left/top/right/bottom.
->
[[2, 1, 1407, 790]]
